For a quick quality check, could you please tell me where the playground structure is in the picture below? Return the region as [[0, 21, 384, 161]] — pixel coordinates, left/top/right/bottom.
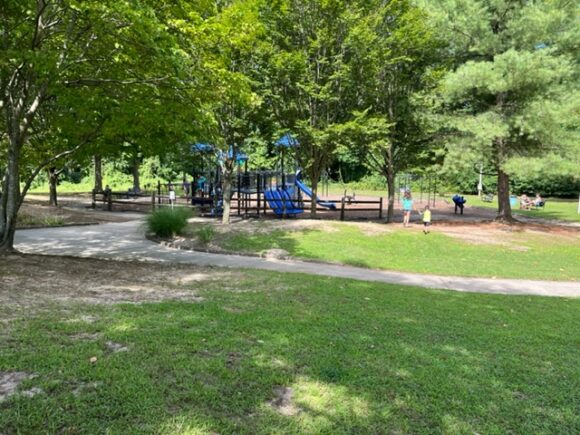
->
[[148, 137, 387, 221], [92, 138, 439, 221], [152, 168, 385, 221], [92, 171, 441, 222]]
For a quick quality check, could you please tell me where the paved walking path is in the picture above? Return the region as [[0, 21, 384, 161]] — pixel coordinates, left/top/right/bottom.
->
[[14, 220, 579, 298]]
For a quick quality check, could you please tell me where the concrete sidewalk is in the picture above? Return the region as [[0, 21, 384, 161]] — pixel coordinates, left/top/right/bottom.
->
[[14, 220, 580, 298]]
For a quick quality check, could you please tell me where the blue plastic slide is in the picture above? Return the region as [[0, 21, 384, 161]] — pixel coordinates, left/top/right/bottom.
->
[[264, 189, 303, 216], [295, 173, 336, 210]]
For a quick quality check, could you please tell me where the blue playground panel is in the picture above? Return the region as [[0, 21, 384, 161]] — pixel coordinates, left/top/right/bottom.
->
[[264, 189, 303, 216]]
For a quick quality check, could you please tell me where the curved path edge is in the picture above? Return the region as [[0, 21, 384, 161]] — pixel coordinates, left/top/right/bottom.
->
[[14, 220, 580, 298]]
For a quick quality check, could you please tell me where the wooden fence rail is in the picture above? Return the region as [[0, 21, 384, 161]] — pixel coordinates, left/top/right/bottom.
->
[[91, 189, 384, 220]]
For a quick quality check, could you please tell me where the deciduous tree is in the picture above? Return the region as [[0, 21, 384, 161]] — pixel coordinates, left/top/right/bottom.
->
[[0, 0, 192, 251]]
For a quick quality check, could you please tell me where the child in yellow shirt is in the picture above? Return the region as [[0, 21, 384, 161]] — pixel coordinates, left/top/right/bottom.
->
[[421, 205, 432, 234]]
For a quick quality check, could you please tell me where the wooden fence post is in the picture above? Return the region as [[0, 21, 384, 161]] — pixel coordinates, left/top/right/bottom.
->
[[237, 173, 241, 216], [107, 192, 112, 211], [379, 197, 383, 219], [91, 189, 96, 209], [256, 173, 261, 217], [151, 192, 156, 211], [340, 198, 345, 221]]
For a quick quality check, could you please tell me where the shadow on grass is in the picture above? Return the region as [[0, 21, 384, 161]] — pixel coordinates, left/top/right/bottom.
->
[[1, 278, 578, 434], [220, 229, 308, 256], [513, 209, 576, 222], [221, 228, 377, 270]]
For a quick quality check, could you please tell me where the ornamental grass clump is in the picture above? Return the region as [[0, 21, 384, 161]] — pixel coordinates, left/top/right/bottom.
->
[[197, 224, 215, 245], [146, 207, 191, 238]]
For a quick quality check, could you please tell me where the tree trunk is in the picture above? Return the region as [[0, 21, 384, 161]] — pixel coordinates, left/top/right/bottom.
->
[[310, 177, 319, 217], [494, 93, 513, 222], [384, 143, 396, 223], [386, 100, 397, 224], [94, 155, 103, 192], [132, 158, 141, 192], [48, 167, 59, 207], [0, 141, 22, 253], [221, 161, 234, 225], [497, 167, 513, 221], [386, 168, 395, 223]]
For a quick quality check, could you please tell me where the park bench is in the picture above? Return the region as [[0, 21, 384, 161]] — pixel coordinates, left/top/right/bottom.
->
[[452, 194, 467, 215]]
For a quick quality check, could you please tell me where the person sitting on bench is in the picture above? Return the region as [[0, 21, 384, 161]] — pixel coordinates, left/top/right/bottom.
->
[[520, 194, 532, 209], [452, 194, 466, 215], [532, 193, 544, 207]]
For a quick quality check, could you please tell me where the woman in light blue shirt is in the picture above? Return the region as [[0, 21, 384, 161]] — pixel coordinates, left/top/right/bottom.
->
[[402, 191, 413, 227]]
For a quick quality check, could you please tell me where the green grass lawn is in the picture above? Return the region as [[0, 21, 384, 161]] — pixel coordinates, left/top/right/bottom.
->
[[216, 224, 580, 280], [28, 178, 158, 194], [1, 272, 578, 434], [29, 181, 94, 194], [327, 184, 388, 198], [464, 195, 580, 222]]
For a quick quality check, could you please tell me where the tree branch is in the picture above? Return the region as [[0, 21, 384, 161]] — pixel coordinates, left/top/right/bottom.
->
[[19, 119, 104, 207], [31, 0, 50, 49], [63, 76, 171, 87]]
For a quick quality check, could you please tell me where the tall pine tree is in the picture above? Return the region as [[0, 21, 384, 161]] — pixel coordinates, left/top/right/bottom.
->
[[432, 0, 579, 220]]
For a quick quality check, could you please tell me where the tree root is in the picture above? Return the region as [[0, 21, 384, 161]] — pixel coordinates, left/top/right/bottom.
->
[[494, 215, 520, 225]]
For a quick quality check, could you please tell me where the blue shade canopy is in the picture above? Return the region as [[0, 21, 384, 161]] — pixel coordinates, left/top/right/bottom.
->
[[275, 133, 299, 148], [219, 146, 249, 162], [191, 143, 214, 153], [235, 153, 248, 162]]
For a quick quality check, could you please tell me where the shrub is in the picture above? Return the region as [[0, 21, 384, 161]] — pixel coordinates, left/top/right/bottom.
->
[[146, 207, 191, 238], [43, 215, 65, 226], [328, 174, 386, 193], [349, 174, 386, 191], [197, 224, 215, 245], [17, 213, 65, 227], [16, 213, 37, 227]]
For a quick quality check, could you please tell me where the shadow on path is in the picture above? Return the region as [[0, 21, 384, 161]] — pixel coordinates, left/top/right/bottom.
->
[[14, 220, 580, 298]]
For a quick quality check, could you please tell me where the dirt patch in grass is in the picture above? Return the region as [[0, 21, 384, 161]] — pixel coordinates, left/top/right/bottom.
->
[[105, 341, 130, 353], [262, 249, 291, 259], [172, 218, 392, 253], [0, 254, 244, 320], [69, 332, 101, 341], [268, 386, 300, 416], [0, 372, 39, 403], [434, 221, 579, 248], [167, 218, 297, 254], [209, 218, 341, 235], [72, 381, 102, 397]]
